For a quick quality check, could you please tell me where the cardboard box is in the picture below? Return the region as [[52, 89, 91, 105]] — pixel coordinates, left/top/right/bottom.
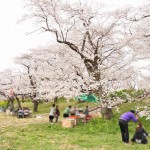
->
[[69, 116, 79, 125], [62, 118, 75, 128]]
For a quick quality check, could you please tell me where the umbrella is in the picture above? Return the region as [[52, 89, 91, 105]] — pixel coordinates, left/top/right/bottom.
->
[[75, 93, 98, 102]]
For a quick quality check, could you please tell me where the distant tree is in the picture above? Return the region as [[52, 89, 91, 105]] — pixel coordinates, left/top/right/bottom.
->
[[125, 1, 150, 62], [0, 69, 22, 111]]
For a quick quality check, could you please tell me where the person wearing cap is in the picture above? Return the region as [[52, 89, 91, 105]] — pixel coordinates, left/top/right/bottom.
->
[[119, 110, 138, 144]]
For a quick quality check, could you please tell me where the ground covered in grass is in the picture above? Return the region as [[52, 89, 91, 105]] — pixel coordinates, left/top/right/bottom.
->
[[0, 100, 150, 150]]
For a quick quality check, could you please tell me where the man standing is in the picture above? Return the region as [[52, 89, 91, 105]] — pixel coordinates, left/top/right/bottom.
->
[[84, 106, 89, 116], [55, 105, 60, 123], [49, 104, 55, 124], [119, 110, 138, 144]]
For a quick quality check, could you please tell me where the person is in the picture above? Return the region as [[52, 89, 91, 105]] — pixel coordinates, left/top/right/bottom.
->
[[70, 106, 76, 116], [84, 105, 91, 122], [17, 108, 24, 118], [75, 106, 79, 116], [131, 122, 148, 144], [49, 104, 55, 124], [84, 106, 89, 116], [119, 110, 138, 144], [23, 108, 30, 117], [55, 105, 60, 123], [63, 105, 71, 118], [78, 109, 86, 123]]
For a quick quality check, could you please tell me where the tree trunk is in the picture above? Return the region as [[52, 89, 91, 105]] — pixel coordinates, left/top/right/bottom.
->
[[5, 97, 14, 111], [33, 101, 38, 112], [16, 96, 22, 109], [5, 99, 10, 110], [9, 97, 15, 111], [101, 107, 113, 119]]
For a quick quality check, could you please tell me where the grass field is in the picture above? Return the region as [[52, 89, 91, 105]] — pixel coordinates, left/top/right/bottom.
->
[[0, 99, 150, 150]]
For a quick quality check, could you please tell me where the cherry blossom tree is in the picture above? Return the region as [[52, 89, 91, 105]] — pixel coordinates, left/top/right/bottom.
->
[[10, 0, 147, 117], [124, 0, 150, 63], [22, 0, 132, 96], [0, 69, 24, 111], [14, 45, 90, 111], [119, 0, 150, 119]]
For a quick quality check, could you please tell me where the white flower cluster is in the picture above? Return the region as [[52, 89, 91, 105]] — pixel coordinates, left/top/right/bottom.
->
[[136, 105, 150, 120]]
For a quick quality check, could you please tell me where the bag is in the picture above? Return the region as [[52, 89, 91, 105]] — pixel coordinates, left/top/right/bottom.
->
[[135, 139, 142, 143], [55, 114, 58, 118]]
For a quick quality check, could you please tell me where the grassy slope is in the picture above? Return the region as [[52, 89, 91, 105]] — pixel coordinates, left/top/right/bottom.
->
[[0, 99, 150, 150]]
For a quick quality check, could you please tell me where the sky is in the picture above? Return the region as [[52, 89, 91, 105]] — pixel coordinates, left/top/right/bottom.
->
[[0, 0, 51, 71], [0, 0, 147, 72]]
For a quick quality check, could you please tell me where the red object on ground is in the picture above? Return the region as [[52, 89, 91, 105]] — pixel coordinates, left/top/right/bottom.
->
[[85, 115, 92, 121], [69, 115, 79, 119]]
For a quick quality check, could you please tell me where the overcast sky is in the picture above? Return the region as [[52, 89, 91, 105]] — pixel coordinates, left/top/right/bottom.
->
[[0, 0, 146, 71]]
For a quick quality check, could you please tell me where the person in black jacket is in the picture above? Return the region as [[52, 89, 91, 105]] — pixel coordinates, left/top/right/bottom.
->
[[55, 105, 60, 123], [131, 122, 148, 144]]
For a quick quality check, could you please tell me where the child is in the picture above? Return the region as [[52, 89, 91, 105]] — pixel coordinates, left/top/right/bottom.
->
[[131, 122, 148, 144]]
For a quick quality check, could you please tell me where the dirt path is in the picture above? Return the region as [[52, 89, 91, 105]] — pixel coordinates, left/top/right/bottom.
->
[[0, 107, 101, 129], [0, 113, 49, 128]]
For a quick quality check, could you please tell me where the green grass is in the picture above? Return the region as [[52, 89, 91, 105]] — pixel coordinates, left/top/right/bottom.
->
[[0, 99, 150, 150], [0, 100, 7, 107], [0, 117, 150, 150]]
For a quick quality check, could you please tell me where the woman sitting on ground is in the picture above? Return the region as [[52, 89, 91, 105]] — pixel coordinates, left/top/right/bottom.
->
[[131, 122, 148, 144], [17, 108, 24, 118]]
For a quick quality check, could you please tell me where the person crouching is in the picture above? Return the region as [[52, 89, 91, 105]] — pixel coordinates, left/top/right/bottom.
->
[[131, 122, 148, 144]]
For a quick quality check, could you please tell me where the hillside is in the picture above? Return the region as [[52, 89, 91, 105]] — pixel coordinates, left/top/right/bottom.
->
[[0, 99, 150, 150]]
